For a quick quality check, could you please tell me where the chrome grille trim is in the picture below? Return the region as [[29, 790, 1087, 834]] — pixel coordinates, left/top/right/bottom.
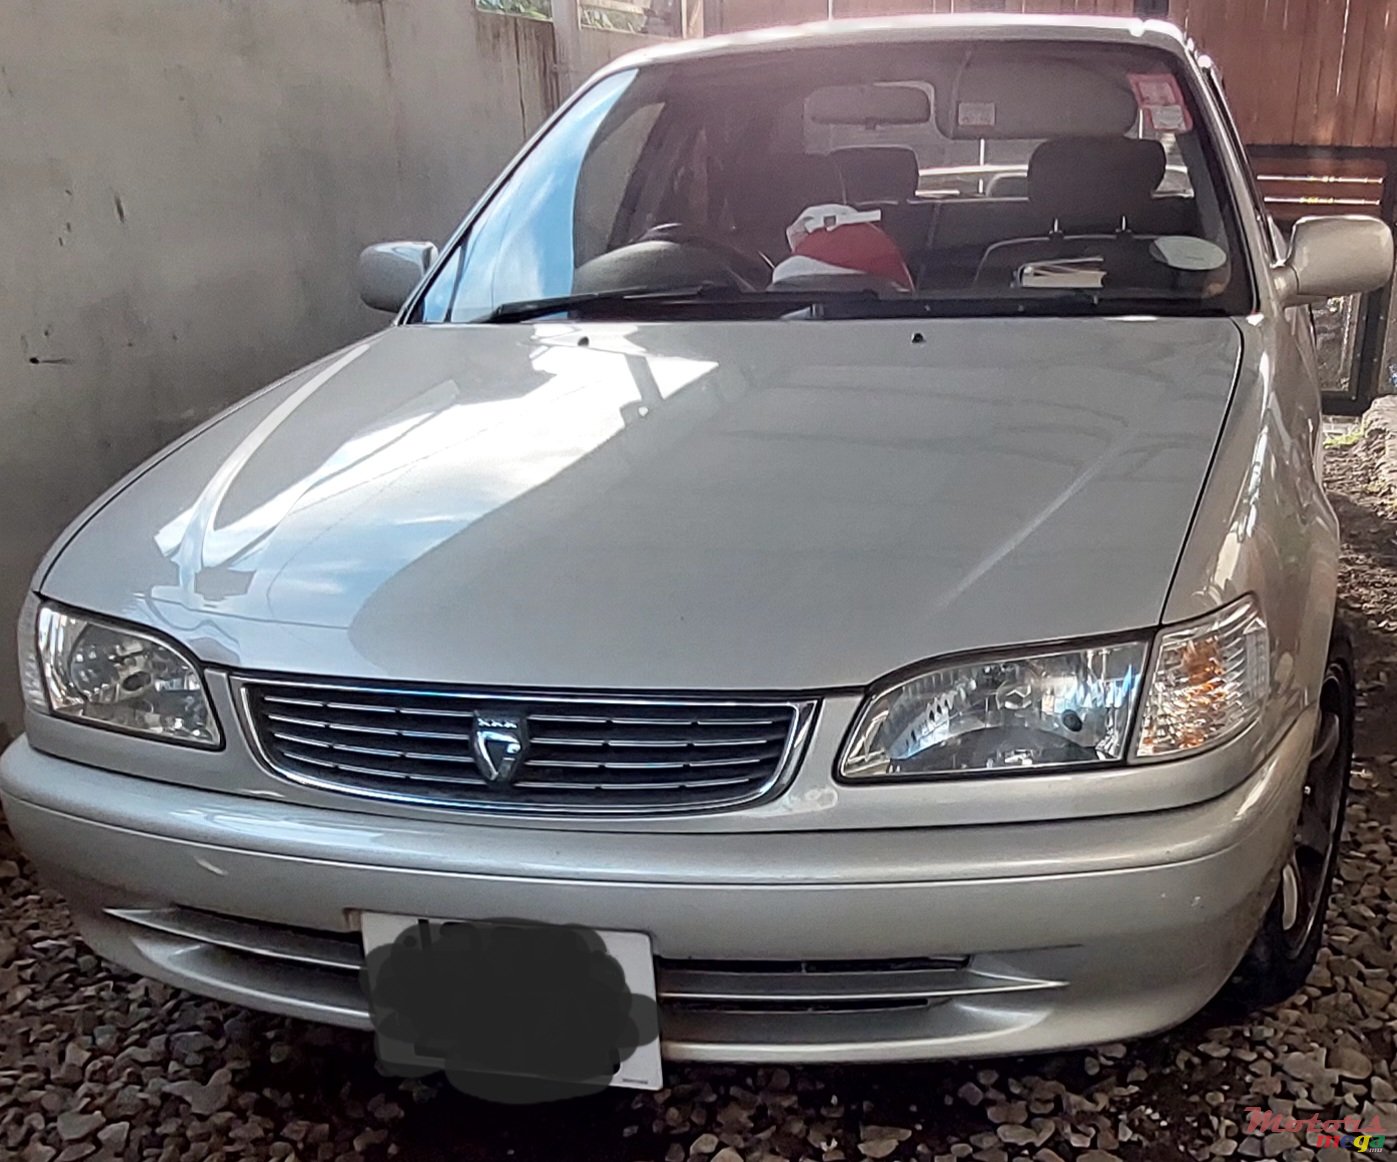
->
[[107, 905, 1066, 1024], [109, 906, 363, 971], [234, 676, 817, 815], [656, 957, 1064, 1013]]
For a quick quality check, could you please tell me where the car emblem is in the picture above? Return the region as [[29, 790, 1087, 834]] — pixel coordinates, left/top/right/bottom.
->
[[471, 712, 529, 786]]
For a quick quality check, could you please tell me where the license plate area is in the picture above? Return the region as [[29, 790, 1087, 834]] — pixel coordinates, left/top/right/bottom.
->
[[360, 913, 662, 1095]]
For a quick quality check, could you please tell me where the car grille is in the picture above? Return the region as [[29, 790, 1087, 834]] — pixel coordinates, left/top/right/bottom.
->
[[236, 677, 815, 813]]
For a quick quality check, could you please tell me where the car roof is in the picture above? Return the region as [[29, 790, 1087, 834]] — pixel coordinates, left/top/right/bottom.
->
[[598, 15, 1194, 78]]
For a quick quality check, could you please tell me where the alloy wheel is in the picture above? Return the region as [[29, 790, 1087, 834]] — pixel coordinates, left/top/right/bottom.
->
[[1279, 661, 1351, 957]]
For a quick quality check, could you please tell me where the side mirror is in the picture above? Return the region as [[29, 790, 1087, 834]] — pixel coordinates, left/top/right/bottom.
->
[[1274, 215, 1393, 307], [358, 241, 438, 312]]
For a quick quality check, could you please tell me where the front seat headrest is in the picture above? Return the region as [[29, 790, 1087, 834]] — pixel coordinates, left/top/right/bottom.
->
[[831, 147, 921, 204], [1028, 137, 1167, 231], [731, 154, 846, 231]]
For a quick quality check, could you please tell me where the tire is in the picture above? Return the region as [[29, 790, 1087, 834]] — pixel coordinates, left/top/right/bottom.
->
[[1221, 621, 1354, 1012]]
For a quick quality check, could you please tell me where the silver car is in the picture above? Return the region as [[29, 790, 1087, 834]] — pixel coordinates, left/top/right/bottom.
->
[[4, 16, 1393, 1090]]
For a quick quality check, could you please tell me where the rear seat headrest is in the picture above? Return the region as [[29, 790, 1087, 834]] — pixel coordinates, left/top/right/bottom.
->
[[831, 147, 921, 204], [731, 154, 846, 231], [1028, 137, 1167, 230]]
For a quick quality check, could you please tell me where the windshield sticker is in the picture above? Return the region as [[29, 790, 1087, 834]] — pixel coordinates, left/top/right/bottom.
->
[[1129, 73, 1193, 133], [1150, 235, 1227, 271], [957, 101, 996, 129]]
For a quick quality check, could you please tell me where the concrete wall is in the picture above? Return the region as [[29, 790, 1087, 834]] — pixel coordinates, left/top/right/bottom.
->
[[0, 0, 654, 731]]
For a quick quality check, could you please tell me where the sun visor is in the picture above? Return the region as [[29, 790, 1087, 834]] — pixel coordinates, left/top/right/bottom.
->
[[938, 60, 1140, 139]]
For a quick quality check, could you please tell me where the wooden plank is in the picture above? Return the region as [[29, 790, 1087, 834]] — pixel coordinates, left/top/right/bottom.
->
[[1184, 0, 1226, 70], [1255, 0, 1304, 146], [1284, 0, 1330, 145], [1311, 0, 1351, 146], [1251, 147, 1387, 223], [1259, 176, 1386, 203], [1254, 154, 1388, 179], [1376, 0, 1397, 146], [1263, 0, 1313, 146], [1170, 0, 1195, 40], [1173, 0, 1200, 38], [1333, 0, 1379, 146], [1348, 0, 1387, 145], [1225, 0, 1270, 140], [1266, 198, 1386, 222]]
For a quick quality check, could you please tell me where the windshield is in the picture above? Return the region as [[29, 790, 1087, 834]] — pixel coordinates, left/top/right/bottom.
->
[[412, 39, 1253, 322]]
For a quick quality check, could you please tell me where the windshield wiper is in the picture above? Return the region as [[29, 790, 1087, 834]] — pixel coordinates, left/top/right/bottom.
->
[[477, 285, 1216, 324], [478, 285, 896, 324], [480, 285, 733, 324]]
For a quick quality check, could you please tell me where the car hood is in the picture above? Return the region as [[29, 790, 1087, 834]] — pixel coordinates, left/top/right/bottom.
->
[[44, 318, 1240, 690]]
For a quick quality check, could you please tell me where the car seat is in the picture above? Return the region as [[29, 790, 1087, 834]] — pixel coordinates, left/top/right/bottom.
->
[[830, 146, 928, 261], [973, 137, 1171, 289]]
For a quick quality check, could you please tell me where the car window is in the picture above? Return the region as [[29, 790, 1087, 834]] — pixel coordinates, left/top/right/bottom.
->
[[575, 100, 663, 265], [413, 41, 1254, 323], [417, 70, 641, 323], [1203, 65, 1277, 262]]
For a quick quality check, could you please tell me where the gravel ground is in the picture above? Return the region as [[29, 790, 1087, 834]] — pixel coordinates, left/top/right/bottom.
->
[[3, 436, 1397, 1162]]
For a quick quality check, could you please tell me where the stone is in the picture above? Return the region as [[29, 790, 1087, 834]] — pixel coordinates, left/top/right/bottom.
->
[[1330, 1047, 1372, 1081], [1279, 1053, 1334, 1087], [165, 1080, 231, 1117], [96, 1123, 129, 1152], [986, 1103, 1027, 1125], [862, 1127, 912, 1143], [56, 1112, 103, 1142]]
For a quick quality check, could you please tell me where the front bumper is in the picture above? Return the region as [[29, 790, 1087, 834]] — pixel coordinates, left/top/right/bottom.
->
[[0, 713, 1311, 1064]]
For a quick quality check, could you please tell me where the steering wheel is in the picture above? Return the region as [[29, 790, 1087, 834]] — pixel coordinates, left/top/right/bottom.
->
[[634, 223, 772, 290]]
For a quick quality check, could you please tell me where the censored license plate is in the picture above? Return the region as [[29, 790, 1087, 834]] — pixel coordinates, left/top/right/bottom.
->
[[360, 913, 663, 1094]]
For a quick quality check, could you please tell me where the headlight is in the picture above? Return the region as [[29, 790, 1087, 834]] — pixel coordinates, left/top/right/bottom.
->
[[839, 596, 1271, 782], [839, 640, 1147, 779], [30, 603, 220, 746], [1134, 596, 1268, 759]]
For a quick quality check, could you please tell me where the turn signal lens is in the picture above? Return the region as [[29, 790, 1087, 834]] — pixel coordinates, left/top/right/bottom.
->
[[1135, 597, 1269, 759], [17, 591, 46, 713]]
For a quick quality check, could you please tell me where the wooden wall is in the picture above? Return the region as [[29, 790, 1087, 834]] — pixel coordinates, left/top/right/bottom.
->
[[1172, 0, 1397, 148], [708, 0, 1397, 149]]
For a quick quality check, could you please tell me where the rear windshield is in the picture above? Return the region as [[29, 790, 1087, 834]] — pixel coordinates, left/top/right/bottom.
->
[[414, 39, 1253, 322]]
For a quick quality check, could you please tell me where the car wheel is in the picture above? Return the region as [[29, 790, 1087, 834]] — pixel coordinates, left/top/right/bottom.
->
[[1222, 622, 1354, 1012]]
